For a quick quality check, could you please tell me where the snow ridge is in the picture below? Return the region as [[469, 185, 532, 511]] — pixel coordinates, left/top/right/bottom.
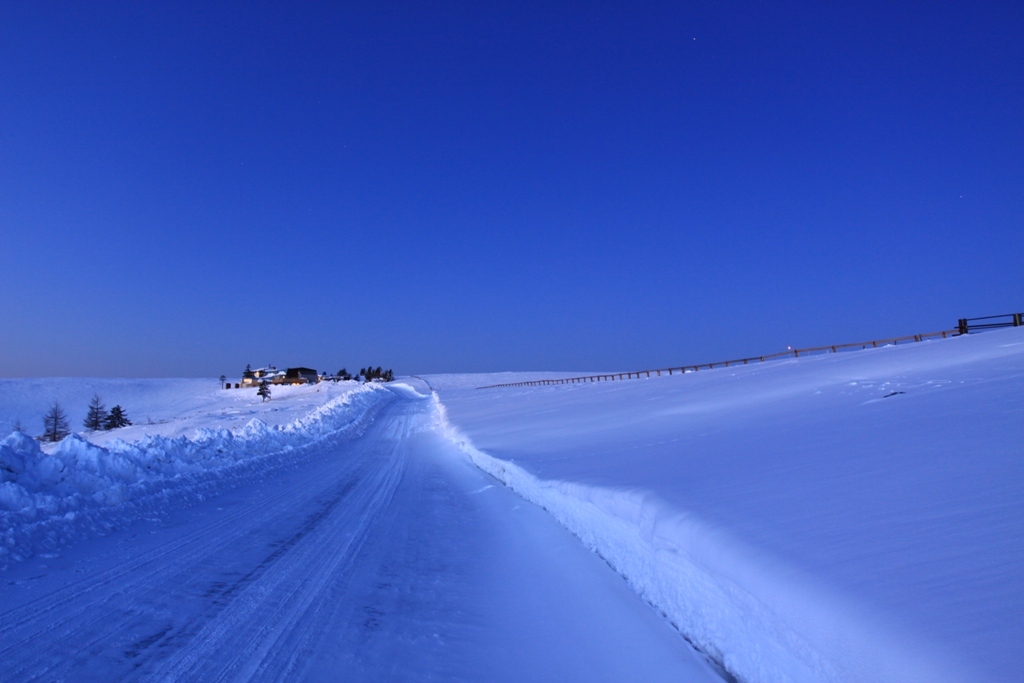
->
[[432, 393, 966, 683], [0, 384, 393, 566]]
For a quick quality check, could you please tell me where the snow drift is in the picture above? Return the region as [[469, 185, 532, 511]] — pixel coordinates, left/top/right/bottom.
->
[[0, 383, 393, 566], [435, 399, 967, 683], [449, 423, 970, 680], [430, 329, 1024, 683]]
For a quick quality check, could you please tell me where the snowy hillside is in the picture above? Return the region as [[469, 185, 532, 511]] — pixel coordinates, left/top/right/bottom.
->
[[428, 327, 1024, 683]]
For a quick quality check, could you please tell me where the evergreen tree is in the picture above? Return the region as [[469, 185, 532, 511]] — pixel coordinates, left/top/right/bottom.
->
[[42, 402, 71, 442], [104, 405, 132, 430], [257, 380, 272, 402], [83, 394, 106, 432], [355, 366, 393, 382]]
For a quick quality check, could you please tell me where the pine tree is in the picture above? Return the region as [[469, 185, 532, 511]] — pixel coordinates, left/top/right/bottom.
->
[[83, 394, 106, 432], [104, 405, 132, 430], [354, 366, 392, 382], [42, 402, 71, 442], [257, 380, 272, 402]]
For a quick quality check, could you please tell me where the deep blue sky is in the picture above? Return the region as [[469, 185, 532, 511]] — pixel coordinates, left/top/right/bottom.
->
[[1, 1, 1021, 377]]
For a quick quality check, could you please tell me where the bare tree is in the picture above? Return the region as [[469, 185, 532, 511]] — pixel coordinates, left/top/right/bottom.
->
[[42, 402, 71, 442]]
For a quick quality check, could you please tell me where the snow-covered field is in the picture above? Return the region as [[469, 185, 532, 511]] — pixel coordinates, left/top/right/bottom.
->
[[428, 327, 1024, 683], [1, 380, 394, 564], [0, 328, 1020, 682], [0, 382, 721, 682], [0, 377, 363, 445]]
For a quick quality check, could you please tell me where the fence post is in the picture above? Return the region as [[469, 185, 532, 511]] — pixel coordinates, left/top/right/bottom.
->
[[1014, 313, 1022, 327], [958, 318, 968, 335]]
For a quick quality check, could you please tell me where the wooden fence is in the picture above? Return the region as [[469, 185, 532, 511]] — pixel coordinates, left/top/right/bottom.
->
[[958, 313, 1023, 334], [476, 328, 960, 390]]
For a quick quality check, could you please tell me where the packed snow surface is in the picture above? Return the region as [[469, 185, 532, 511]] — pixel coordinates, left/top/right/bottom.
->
[[0, 383, 720, 682], [427, 328, 1024, 683], [1, 330, 1020, 682], [0, 381, 393, 564]]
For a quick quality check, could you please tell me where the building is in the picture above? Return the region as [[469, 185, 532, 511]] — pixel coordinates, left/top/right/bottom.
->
[[273, 367, 319, 385], [241, 366, 277, 388], [237, 365, 317, 387]]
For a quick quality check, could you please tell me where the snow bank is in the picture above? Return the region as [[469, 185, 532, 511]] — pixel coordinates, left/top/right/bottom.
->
[[0, 383, 392, 566], [428, 330, 1024, 682], [435, 398, 967, 683]]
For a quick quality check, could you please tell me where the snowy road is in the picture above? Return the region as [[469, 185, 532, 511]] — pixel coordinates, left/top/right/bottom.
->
[[0, 386, 721, 682]]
